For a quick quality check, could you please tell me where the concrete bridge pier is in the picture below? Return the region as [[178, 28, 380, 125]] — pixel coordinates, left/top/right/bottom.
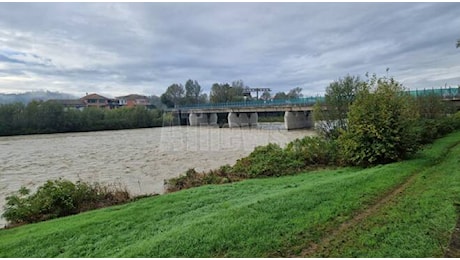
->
[[284, 111, 313, 130], [228, 112, 258, 128], [189, 113, 218, 126]]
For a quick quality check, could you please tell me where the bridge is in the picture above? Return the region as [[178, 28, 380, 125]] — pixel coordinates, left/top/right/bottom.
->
[[171, 87, 460, 130], [175, 96, 322, 130]]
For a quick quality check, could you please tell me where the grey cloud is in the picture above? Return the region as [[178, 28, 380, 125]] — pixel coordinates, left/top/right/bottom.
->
[[0, 3, 460, 97]]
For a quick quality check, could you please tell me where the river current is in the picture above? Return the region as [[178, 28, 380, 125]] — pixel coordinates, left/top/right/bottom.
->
[[0, 123, 315, 227]]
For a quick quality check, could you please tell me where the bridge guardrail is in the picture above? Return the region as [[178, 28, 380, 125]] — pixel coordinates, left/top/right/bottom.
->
[[172, 87, 459, 111], [407, 87, 460, 99], [176, 96, 324, 111]]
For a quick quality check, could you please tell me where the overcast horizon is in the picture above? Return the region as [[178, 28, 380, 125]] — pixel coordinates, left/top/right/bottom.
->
[[0, 2, 460, 98]]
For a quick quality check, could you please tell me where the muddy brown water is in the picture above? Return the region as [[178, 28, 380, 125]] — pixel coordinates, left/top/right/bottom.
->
[[0, 123, 315, 227]]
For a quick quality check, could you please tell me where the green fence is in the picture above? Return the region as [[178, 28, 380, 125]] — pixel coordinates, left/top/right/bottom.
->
[[407, 87, 460, 99], [176, 87, 459, 111]]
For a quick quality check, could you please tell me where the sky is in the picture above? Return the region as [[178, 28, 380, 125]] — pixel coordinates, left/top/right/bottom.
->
[[0, 2, 459, 98]]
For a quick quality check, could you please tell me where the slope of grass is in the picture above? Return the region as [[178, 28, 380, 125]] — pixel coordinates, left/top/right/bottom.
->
[[0, 132, 459, 257], [312, 134, 460, 257]]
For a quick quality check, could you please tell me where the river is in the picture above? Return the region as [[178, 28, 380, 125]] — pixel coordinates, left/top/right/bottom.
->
[[0, 123, 315, 227]]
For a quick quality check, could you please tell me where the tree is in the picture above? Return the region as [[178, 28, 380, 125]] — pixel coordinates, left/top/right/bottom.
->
[[161, 83, 185, 108], [209, 81, 245, 103], [148, 95, 165, 109], [40, 101, 65, 132], [230, 80, 245, 102], [184, 79, 202, 105], [313, 75, 363, 139], [231, 80, 245, 90], [0, 103, 25, 135], [198, 93, 208, 103], [273, 91, 288, 100], [260, 90, 272, 101], [338, 75, 420, 166], [210, 83, 231, 103], [416, 93, 454, 120], [415, 92, 456, 144], [457, 39, 460, 48], [287, 87, 303, 99]]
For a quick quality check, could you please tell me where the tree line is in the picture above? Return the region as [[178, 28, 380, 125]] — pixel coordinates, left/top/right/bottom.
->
[[160, 79, 305, 108], [0, 101, 167, 136], [0, 78, 306, 136]]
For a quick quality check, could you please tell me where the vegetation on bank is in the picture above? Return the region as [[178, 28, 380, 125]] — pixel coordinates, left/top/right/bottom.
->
[[0, 101, 168, 136], [166, 74, 460, 192], [0, 131, 459, 257], [2, 179, 133, 227], [165, 136, 339, 192]]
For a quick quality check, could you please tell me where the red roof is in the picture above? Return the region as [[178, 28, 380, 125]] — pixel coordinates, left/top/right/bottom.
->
[[80, 93, 109, 100], [116, 94, 148, 100]]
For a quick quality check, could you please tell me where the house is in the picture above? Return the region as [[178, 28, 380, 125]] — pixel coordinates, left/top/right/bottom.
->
[[116, 94, 151, 108], [80, 93, 119, 109], [49, 93, 155, 110]]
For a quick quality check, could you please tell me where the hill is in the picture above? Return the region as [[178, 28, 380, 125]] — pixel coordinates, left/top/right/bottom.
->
[[0, 132, 459, 257], [0, 90, 77, 104]]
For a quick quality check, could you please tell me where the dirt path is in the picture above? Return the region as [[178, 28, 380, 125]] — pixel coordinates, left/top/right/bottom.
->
[[296, 171, 420, 257], [294, 141, 460, 257]]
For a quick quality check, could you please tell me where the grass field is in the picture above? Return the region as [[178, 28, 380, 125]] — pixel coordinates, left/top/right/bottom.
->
[[0, 132, 459, 257]]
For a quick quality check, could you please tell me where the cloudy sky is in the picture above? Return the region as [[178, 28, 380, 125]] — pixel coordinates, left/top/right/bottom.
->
[[0, 2, 459, 98]]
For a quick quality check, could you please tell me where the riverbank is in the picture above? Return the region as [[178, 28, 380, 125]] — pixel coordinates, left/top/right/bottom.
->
[[1, 131, 458, 257]]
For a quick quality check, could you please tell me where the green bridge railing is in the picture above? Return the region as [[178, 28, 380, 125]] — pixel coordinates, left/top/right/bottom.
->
[[177, 96, 325, 110], [175, 87, 459, 111], [407, 87, 459, 98]]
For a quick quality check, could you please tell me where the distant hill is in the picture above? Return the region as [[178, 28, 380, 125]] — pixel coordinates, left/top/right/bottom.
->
[[0, 91, 78, 104]]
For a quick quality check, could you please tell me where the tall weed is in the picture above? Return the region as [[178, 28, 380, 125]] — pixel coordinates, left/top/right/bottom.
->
[[3, 179, 131, 226]]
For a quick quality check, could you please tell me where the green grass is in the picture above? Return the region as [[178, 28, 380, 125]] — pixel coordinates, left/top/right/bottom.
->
[[0, 132, 459, 257], [313, 134, 460, 257]]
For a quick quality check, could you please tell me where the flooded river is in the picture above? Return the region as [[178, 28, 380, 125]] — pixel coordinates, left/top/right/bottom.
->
[[0, 123, 315, 226]]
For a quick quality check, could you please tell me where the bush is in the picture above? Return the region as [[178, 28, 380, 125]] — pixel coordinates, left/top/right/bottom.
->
[[416, 119, 441, 144], [285, 136, 340, 166], [2, 179, 130, 226], [166, 137, 341, 192], [453, 111, 460, 130], [416, 112, 460, 144], [232, 143, 304, 177], [338, 76, 420, 167], [164, 166, 241, 193]]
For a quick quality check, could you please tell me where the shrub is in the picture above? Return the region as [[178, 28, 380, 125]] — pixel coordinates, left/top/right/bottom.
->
[[338, 76, 420, 167], [416, 112, 460, 144], [2, 179, 130, 226], [164, 166, 242, 193], [166, 137, 343, 192], [453, 111, 460, 130], [416, 119, 441, 144], [285, 136, 340, 166], [232, 143, 304, 177]]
